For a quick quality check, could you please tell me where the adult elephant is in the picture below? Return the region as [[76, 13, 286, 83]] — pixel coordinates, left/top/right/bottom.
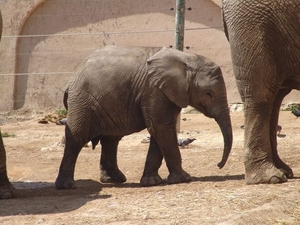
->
[[0, 10, 13, 199], [222, 0, 300, 184], [55, 45, 233, 189]]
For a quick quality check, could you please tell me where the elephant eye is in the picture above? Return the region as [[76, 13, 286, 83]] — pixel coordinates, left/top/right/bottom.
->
[[206, 91, 213, 98]]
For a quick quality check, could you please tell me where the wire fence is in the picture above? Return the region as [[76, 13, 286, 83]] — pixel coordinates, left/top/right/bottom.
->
[[0, 1, 231, 78], [2, 26, 223, 39]]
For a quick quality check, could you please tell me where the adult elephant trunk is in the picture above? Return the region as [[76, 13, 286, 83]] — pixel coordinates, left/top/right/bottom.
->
[[212, 104, 233, 169]]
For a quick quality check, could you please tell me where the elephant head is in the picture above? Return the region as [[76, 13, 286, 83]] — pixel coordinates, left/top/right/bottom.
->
[[147, 48, 233, 168]]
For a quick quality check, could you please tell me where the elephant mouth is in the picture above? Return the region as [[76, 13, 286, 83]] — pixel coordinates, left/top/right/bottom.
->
[[197, 105, 213, 118], [204, 112, 213, 119]]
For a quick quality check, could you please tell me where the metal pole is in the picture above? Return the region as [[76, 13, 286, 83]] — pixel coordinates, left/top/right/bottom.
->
[[175, 0, 185, 51], [175, 0, 185, 132]]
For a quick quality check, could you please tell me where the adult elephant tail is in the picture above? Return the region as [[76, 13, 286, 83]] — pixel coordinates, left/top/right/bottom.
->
[[0, 10, 2, 41], [221, 0, 229, 41], [63, 86, 69, 110]]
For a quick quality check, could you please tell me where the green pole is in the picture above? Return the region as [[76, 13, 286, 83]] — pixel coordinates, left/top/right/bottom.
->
[[175, 0, 185, 51], [175, 0, 185, 132]]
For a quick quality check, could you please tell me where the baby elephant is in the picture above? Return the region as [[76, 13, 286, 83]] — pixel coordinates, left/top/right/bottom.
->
[[55, 46, 232, 189]]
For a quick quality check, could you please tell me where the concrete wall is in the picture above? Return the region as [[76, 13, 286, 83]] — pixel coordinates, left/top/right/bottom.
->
[[0, 0, 298, 111]]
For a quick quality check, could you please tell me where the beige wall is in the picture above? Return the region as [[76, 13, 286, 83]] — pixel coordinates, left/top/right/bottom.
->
[[0, 0, 297, 111]]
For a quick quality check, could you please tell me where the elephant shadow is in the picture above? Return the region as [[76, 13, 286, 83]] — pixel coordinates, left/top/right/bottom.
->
[[192, 174, 245, 182], [0, 179, 110, 217], [192, 174, 300, 182], [100, 174, 246, 189]]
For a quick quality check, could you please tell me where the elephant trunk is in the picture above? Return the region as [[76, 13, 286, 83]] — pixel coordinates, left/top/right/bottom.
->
[[214, 105, 233, 169]]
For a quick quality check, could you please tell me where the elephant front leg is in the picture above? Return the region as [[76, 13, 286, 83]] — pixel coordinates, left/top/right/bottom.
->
[[99, 136, 126, 183], [164, 144, 191, 185], [243, 103, 287, 184], [140, 136, 163, 186], [142, 131, 191, 186]]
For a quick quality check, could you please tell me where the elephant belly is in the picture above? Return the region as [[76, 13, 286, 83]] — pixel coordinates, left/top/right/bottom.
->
[[95, 111, 147, 137]]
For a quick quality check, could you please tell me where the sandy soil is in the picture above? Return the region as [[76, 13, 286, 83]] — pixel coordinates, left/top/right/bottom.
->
[[0, 110, 300, 224]]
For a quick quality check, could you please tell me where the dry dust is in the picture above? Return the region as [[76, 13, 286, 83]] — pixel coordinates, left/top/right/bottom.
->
[[1, 109, 300, 224]]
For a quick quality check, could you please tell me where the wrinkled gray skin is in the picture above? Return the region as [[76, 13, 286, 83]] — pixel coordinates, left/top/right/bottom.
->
[[55, 45, 233, 189], [0, 10, 14, 199], [222, 0, 300, 184]]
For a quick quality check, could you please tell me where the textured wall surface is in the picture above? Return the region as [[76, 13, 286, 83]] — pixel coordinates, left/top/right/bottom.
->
[[0, 0, 298, 111]]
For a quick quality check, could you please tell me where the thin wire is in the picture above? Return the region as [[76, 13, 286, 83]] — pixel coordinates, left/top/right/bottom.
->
[[2, 46, 231, 57], [0, 72, 74, 76], [3, 30, 174, 38], [0, 65, 233, 76], [27, 9, 173, 18], [2, 26, 222, 38], [39, 0, 209, 3], [15, 6, 219, 18]]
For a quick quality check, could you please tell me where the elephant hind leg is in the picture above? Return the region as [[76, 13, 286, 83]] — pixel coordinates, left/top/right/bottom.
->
[[244, 156, 287, 184], [243, 98, 288, 184], [243, 91, 290, 183], [100, 136, 126, 183], [274, 157, 293, 179], [55, 125, 83, 189], [270, 88, 293, 178], [55, 145, 81, 189]]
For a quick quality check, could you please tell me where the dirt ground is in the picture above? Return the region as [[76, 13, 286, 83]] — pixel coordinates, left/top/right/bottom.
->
[[0, 109, 300, 224]]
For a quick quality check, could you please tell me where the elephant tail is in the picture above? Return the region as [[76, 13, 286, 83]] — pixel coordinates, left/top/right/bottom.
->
[[63, 86, 69, 110], [0, 10, 2, 41], [221, 2, 229, 41]]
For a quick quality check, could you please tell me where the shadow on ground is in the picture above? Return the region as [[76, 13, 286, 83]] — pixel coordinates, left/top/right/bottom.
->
[[100, 174, 245, 188], [0, 174, 245, 216], [192, 174, 245, 182], [0, 179, 110, 216]]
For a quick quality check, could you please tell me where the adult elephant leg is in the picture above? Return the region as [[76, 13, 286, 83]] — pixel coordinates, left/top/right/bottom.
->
[[0, 132, 14, 199], [99, 136, 126, 183], [0, 8, 12, 199], [55, 125, 83, 189], [270, 88, 293, 178], [140, 136, 163, 186], [243, 100, 287, 184]]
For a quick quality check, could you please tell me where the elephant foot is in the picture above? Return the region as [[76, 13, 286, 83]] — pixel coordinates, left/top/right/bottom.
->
[[100, 168, 126, 183], [167, 170, 191, 184], [279, 167, 293, 179], [55, 176, 76, 189], [140, 174, 163, 187], [245, 160, 288, 184], [0, 183, 14, 199], [274, 160, 294, 179]]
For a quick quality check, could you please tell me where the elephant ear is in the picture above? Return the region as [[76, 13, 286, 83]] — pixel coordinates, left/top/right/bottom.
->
[[146, 47, 191, 108]]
